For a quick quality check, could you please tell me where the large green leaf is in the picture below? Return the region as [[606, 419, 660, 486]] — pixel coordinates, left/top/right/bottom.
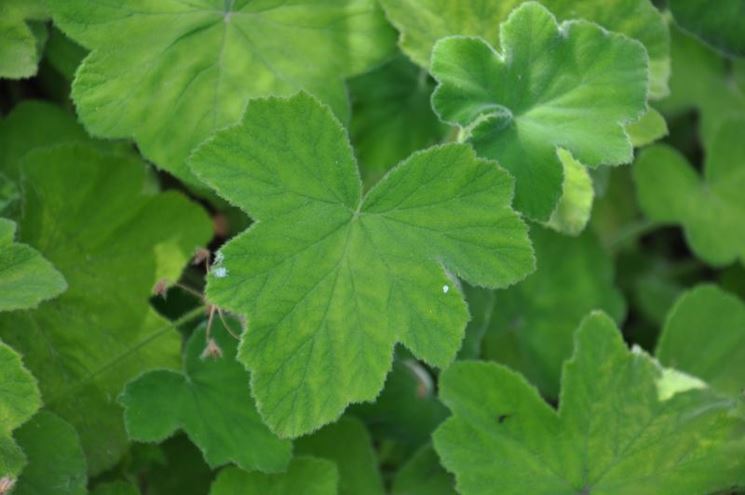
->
[[210, 457, 338, 495], [0, 0, 47, 79], [0, 144, 212, 474], [120, 318, 291, 473], [0, 340, 40, 477], [479, 227, 625, 396], [12, 412, 87, 495], [669, 0, 745, 57], [379, 0, 669, 99], [656, 285, 745, 397], [50, 0, 396, 185], [349, 55, 447, 185], [190, 93, 534, 437], [0, 219, 66, 312], [296, 417, 383, 495], [633, 119, 745, 266], [434, 312, 745, 495], [392, 444, 455, 495], [430, 2, 648, 221]]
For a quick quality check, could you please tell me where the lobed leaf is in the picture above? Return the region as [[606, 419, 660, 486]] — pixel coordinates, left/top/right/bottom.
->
[[190, 92, 534, 437]]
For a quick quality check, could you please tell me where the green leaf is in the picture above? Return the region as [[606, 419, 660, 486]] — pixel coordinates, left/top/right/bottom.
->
[[296, 417, 383, 495], [349, 55, 447, 185], [210, 457, 338, 495], [189, 93, 534, 437], [430, 2, 649, 221], [545, 150, 594, 236], [129, 435, 214, 495], [479, 227, 625, 396], [434, 312, 745, 495], [656, 285, 745, 397], [392, 444, 455, 495], [633, 119, 745, 266], [120, 317, 292, 473], [626, 107, 669, 148], [12, 412, 87, 495], [91, 481, 139, 495], [0, 219, 67, 312], [0, 0, 47, 79], [0, 340, 40, 477], [669, 0, 745, 57], [50, 0, 396, 185], [380, 0, 669, 99], [0, 144, 212, 474]]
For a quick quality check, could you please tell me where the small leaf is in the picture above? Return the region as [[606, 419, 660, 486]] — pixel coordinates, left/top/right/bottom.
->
[[656, 285, 745, 396], [189, 93, 534, 437], [479, 227, 625, 396], [120, 318, 292, 473], [0, 0, 47, 79], [633, 119, 745, 266], [0, 144, 212, 474], [626, 108, 669, 148], [392, 444, 455, 495], [50, 0, 396, 184], [0, 219, 66, 312], [210, 457, 338, 495], [12, 412, 87, 495], [669, 0, 745, 57], [430, 2, 649, 220], [434, 312, 745, 495], [0, 340, 40, 477], [296, 417, 384, 495]]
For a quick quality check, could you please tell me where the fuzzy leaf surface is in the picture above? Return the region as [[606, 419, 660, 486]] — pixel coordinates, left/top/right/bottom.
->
[[190, 93, 534, 437], [210, 457, 338, 495], [120, 318, 292, 473], [0, 0, 47, 79], [0, 144, 211, 474], [380, 0, 669, 98], [50, 0, 395, 184], [634, 119, 745, 266], [0, 340, 40, 477], [430, 2, 648, 220], [657, 285, 745, 397], [434, 312, 745, 495], [0, 219, 66, 312]]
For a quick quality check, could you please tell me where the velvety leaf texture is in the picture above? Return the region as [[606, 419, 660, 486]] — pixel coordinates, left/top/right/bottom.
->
[[479, 226, 625, 396], [50, 0, 396, 184], [0, 0, 48, 79], [430, 2, 649, 221], [434, 312, 745, 495], [634, 118, 745, 266], [0, 340, 41, 477], [656, 285, 745, 397], [0, 144, 212, 474], [12, 412, 87, 495], [669, 0, 745, 57], [380, 0, 669, 99], [0, 218, 66, 312], [190, 92, 535, 437], [210, 457, 338, 495], [120, 318, 292, 473]]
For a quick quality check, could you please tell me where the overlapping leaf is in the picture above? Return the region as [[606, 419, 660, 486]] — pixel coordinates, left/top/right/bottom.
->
[[12, 412, 87, 495], [392, 444, 455, 495], [669, 0, 745, 57], [190, 93, 534, 437], [120, 318, 292, 473], [0, 219, 66, 312], [434, 312, 745, 495], [477, 227, 625, 396], [0, 0, 47, 79], [50, 0, 396, 184], [0, 340, 40, 477], [380, 0, 669, 99], [0, 144, 211, 474], [634, 119, 745, 266], [656, 285, 745, 396], [210, 457, 338, 495], [430, 2, 649, 221]]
